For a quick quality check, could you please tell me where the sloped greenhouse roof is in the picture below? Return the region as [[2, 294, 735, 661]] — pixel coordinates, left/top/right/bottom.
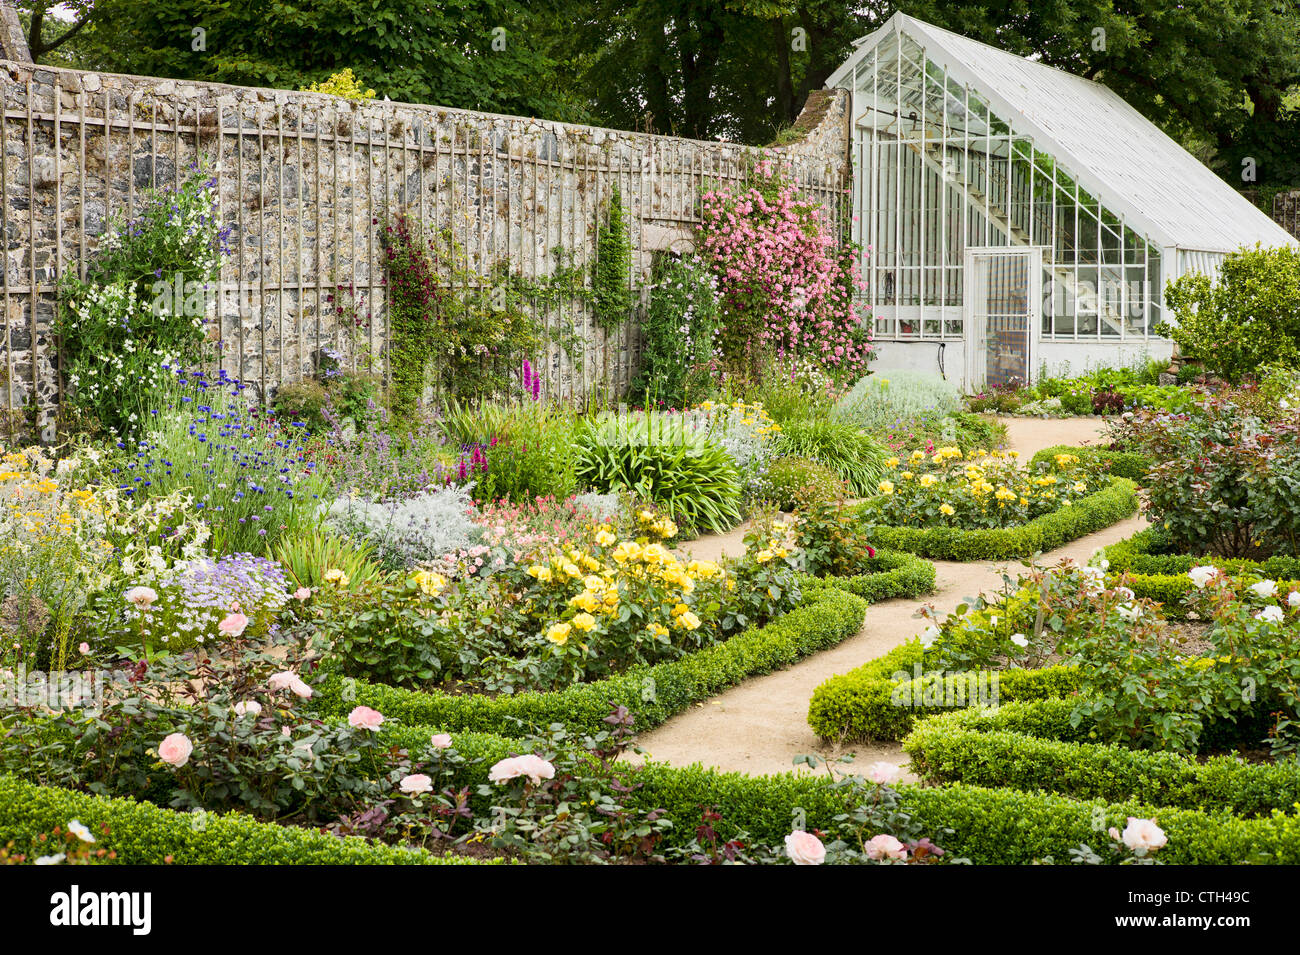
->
[[826, 13, 1297, 254]]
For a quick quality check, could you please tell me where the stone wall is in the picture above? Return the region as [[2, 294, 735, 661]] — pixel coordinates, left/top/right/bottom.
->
[[0, 59, 850, 437]]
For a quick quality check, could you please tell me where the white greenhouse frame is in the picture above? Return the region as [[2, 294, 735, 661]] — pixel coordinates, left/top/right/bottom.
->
[[826, 14, 1299, 390]]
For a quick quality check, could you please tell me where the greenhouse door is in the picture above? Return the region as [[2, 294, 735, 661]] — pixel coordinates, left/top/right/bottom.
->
[[963, 248, 1042, 392]]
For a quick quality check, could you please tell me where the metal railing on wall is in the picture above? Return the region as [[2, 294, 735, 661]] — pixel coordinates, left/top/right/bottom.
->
[[0, 62, 849, 439]]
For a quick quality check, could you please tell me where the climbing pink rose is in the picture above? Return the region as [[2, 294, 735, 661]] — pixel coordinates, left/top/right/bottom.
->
[[784, 830, 826, 865], [347, 705, 384, 731], [865, 834, 907, 861], [430, 733, 453, 749], [158, 732, 193, 767], [400, 773, 433, 795], [217, 611, 250, 638]]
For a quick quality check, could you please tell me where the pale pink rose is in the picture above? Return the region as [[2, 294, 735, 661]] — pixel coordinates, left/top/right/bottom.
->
[[430, 733, 453, 749], [124, 586, 158, 608], [488, 754, 556, 785], [1121, 817, 1167, 852], [158, 732, 193, 767], [269, 670, 312, 698], [784, 830, 826, 865], [1108, 827, 1121, 842], [347, 705, 384, 731], [866, 761, 902, 785], [865, 834, 907, 861], [233, 700, 262, 718], [399, 773, 433, 795], [217, 611, 250, 638], [293, 587, 311, 602], [78, 642, 90, 655]]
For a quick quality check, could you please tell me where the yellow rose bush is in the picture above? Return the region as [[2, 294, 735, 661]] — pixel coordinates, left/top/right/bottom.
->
[[863, 448, 1107, 530]]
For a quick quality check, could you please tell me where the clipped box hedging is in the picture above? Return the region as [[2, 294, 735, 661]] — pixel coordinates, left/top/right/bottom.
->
[[1104, 528, 1300, 617], [806, 639, 1081, 742], [903, 698, 1300, 818], [1029, 444, 1152, 483], [312, 581, 869, 737], [813, 549, 936, 602], [858, 478, 1138, 561], [0, 775, 493, 865]]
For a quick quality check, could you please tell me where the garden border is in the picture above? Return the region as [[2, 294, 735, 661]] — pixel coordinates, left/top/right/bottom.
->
[[1028, 444, 1152, 483], [856, 478, 1138, 561]]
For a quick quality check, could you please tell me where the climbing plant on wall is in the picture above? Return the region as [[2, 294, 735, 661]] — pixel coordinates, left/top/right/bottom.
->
[[593, 184, 634, 329], [631, 252, 719, 407]]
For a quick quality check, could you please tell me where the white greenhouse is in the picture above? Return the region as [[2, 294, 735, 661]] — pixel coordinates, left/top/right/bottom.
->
[[827, 13, 1299, 391]]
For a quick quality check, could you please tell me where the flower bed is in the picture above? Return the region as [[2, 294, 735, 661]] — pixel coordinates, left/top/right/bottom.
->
[[858, 477, 1138, 561], [0, 775, 493, 865], [312, 579, 869, 737], [903, 699, 1297, 818]]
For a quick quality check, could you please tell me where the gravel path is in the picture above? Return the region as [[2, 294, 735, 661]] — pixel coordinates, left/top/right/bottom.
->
[[628, 415, 1136, 777]]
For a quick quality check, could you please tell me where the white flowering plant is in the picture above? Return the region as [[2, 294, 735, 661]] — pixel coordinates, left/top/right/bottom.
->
[[56, 169, 229, 438]]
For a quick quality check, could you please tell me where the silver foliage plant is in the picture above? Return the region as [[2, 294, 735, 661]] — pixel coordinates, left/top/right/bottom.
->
[[325, 483, 480, 568]]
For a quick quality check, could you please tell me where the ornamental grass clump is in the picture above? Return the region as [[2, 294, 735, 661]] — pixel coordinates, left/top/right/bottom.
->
[[863, 448, 1106, 530]]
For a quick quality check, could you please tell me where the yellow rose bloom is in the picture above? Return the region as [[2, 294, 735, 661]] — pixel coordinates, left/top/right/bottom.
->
[[919, 474, 937, 488], [939, 503, 955, 516], [546, 622, 572, 645], [756, 549, 774, 563], [595, 527, 617, 547], [885, 457, 900, 468], [878, 481, 895, 495], [676, 611, 702, 631], [323, 568, 349, 587], [412, 570, 447, 596], [571, 612, 597, 632]]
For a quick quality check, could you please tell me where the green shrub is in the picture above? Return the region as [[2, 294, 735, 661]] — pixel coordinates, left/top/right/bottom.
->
[[1159, 245, 1300, 383], [0, 775, 487, 865], [441, 399, 579, 503], [807, 638, 1081, 742], [272, 379, 332, 432], [904, 700, 1300, 818], [859, 478, 1138, 561], [835, 370, 963, 433], [775, 419, 887, 496], [573, 412, 743, 533], [807, 551, 936, 602], [755, 456, 845, 509], [1029, 444, 1152, 483]]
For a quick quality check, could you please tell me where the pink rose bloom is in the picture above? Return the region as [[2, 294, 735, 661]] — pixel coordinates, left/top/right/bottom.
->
[[269, 670, 313, 698], [488, 754, 556, 785], [79, 642, 90, 655], [865, 834, 907, 861], [124, 586, 158, 608], [1121, 817, 1167, 852], [865, 761, 902, 785], [430, 733, 453, 749], [293, 587, 311, 601], [347, 705, 384, 731], [784, 830, 826, 865], [217, 611, 250, 638], [232, 700, 262, 717], [400, 773, 433, 795], [158, 732, 193, 767]]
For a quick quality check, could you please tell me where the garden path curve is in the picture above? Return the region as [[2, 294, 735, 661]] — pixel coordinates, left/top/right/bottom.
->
[[627, 415, 1144, 778]]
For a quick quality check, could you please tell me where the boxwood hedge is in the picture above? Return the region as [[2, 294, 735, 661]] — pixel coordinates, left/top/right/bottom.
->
[[1104, 528, 1300, 617], [903, 699, 1300, 818], [857, 478, 1138, 561], [0, 775, 493, 865], [806, 639, 1081, 742]]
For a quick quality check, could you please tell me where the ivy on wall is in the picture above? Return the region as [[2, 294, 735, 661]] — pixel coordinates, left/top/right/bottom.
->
[[593, 185, 634, 330]]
